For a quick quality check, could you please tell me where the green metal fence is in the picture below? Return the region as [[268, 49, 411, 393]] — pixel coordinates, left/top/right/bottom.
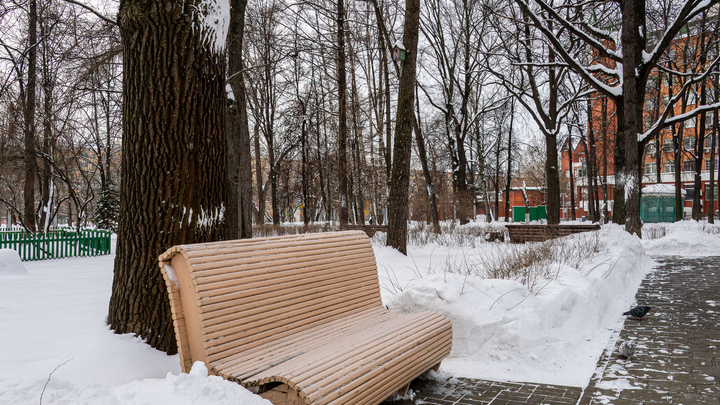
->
[[0, 229, 112, 261]]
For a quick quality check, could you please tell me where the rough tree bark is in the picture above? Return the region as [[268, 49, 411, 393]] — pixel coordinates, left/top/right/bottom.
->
[[23, 0, 38, 232], [414, 84, 441, 233], [387, 0, 420, 254], [504, 99, 515, 222], [227, 0, 253, 239], [108, 0, 229, 353], [619, 0, 644, 235], [337, 0, 349, 226]]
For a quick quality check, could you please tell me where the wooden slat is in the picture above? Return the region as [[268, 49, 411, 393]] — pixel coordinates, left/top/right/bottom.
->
[[326, 335, 451, 405], [280, 313, 449, 390], [338, 336, 453, 405], [199, 262, 377, 313], [194, 251, 375, 294], [157, 230, 454, 405], [187, 239, 371, 269], [214, 308, 391, 377], [201, 272, 379, 330], [204, 281, 378, 341], [206, 286, 380, 356]]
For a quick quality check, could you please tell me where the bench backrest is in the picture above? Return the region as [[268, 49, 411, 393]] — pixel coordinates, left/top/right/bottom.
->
[[158, 230, 381, 373]]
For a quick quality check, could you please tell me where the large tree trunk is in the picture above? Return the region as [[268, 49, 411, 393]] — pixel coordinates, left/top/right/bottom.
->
[[414, 84, 440, 233], [227, 0, 253, 239], [612, 103, 626, 226], [620, 0, 645, 236], [108, 0, 229, 354], [568, 134, 576, 220], [387, 0, 420, 254], [693, 81, 706, 220], [337, 0, 349, 226], [504, 99, 515, 222], [254, 121, 265, 224], [23, 0, 38, 232], [545, 132, 560, 224], [710, 109, 717, 223]]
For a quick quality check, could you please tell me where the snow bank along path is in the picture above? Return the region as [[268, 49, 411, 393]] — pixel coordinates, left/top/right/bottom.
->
[[2, 224, 705, 403], [376, 225, 654, 387]]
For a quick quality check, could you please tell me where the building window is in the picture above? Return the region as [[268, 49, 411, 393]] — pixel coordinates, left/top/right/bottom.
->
[[684, 117, 696, 129], [686, 185, 695, 201], [664, 162, 675, 173], [706, 158, 720, 171], [663, 138, 674, 152], [684, 136, 696, 150], [577, 169, 586, 178], [645, 162, 657, 174], [706, 184, 718, 200], [707, 112, 715, 129], [683, 160, 695, 172]]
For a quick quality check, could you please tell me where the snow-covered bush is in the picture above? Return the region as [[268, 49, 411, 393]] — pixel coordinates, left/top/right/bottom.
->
[[403, 220, 508, 248], [643, 220, 720, 240]]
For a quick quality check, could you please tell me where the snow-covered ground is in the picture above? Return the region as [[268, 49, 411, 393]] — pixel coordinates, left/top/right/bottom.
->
[[1, 222, 718, 404]]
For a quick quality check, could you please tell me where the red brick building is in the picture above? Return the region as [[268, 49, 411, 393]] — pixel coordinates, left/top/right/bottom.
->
[[561, 33, 719, 220]]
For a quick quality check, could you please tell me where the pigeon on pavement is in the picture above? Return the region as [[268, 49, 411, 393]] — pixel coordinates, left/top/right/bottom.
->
[[618, 341, 636, 359], [623, 305, 651, 319]]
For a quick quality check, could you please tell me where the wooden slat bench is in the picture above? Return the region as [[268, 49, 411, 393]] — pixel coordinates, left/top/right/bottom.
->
[[505, 224, 601, 243], [158, 230, 452, 405], [340, 224, 388, 237]]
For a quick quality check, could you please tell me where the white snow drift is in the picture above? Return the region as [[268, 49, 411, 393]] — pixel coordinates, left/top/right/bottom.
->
[[1, 223, 718, 404]]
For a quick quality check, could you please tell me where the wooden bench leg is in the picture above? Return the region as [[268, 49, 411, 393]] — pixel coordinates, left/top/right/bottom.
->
[[259, 383, 304, 405]]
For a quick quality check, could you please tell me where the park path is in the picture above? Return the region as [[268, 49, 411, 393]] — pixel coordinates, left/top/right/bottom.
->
[[383, 256, 720, 405]]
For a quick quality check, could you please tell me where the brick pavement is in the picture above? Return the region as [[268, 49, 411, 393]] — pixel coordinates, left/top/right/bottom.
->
[[382, 256, 720, 405]]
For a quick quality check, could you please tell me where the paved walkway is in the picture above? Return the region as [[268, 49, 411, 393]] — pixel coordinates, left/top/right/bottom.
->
[[383, 256, 720, 405]]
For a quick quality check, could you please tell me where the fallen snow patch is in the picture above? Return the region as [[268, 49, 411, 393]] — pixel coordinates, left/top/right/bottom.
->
[[196, 0, 230, 54], [642, 222, 720, 256], [0, 249, 27, 276]]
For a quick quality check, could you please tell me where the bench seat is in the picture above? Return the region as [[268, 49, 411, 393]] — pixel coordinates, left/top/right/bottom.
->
[[158, 231, 452, 405]]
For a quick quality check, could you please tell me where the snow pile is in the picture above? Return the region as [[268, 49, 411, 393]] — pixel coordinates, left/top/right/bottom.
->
[[0, 248, 27, 276], [0, 361, 270, 405], [642, 221, 720, 256], [0, 223, 659, 401], [384, 225, 652, 387], [109, 362, 270, 405], [0, 256, 270, 405]]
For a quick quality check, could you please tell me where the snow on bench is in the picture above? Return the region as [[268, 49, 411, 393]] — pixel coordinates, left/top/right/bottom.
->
[[158, 230, 452, 405]]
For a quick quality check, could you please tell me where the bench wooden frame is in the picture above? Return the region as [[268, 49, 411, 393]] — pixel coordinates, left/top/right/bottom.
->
[[158, 230, 452, 405], [339, 224, 388, 237], [505, 224, 600, 243]]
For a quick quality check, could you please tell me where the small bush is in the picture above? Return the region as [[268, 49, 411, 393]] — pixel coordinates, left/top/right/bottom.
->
[[443, 231, 605, 291], [406, 221, 508, 248], [642, 224, 668, 240]]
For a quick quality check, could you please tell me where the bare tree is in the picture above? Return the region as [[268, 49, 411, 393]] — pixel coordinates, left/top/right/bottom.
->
[[108, 0, 229, 353], [515, 0, 720, 236], [387, 0, 420, 254]]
